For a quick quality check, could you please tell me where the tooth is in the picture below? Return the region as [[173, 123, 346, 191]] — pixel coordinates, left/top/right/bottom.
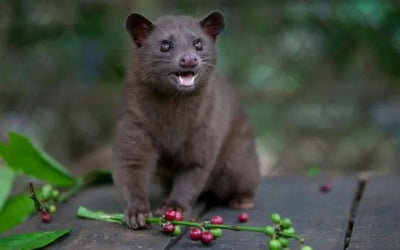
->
[[179, 76, 183, 85]]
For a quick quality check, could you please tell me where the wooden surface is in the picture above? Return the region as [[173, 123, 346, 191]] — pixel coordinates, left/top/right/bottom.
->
[[172, 176, 357, 250], [348, 175, 400, 250], [8, 185, 192, 250], [8, 175, 400, 250]]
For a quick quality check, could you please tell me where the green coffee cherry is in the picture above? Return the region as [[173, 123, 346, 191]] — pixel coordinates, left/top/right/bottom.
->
[[282, 227, 295, 237], [280, 218, 292, 229], [271, 213, 281, 224], [172, 226, 181, 236], [210, 228, 222, 238], [49, 205, 57, 213], [264, 226, 275, 236], [278, 238, 289, 247], [51, 190, 60, 200], [268, 239, 282, 250], [301, 246, 313, 250], [41, 184, 53, 200]]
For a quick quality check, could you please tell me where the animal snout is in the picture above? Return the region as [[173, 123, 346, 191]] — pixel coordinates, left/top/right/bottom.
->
[[179, 54, 198, 68]]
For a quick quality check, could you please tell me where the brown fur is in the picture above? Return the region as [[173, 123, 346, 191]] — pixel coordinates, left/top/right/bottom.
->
[[112, 12, 260, 229]]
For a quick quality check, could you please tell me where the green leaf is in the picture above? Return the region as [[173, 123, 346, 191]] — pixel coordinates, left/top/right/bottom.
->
[[77, 206, 124, 224], [0, 132, 76, 187], [0, 167, 14, 210], [0, 228, 71, 250], [0, 194, 35, 233]]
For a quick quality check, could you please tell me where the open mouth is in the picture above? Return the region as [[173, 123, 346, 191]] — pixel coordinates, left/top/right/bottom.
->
[[172, 71, 197, 87]]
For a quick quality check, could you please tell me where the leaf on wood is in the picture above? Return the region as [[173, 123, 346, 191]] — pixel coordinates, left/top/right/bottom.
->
[[0, 167, 14, 210], [0, 228, 71, 250], [0, 194, 35, 233], [77, 206, 124, 224], [0, 132, 76, 187]]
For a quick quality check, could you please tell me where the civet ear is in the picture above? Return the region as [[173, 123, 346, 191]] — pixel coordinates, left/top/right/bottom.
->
[[126, 13, 154, 47], [199, 12, 225, 40]]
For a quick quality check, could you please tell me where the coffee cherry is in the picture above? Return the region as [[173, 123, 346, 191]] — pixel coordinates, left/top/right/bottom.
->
[[172, 226, 181, 236], [175, 211, 183, 221], [210, 228, 222, 238], [41, 212, 51, 223], [201, 231, 214, 244], [280, 218, 292, 229], [189, 228, 202, 241], [165, 210, 176, 221], [271, 213, 281, 224], [238, 213, 248, 223], [264, 225, 275, 236], [269, 239, 282, 250], [49, 205, 57, 213], [163, 223, 175, 233], [210, 216, 223, 224], [282, 227, 295, 237], [51, 190, 60, 200], [320, 183, 331, 192], [279, 238, 289, 247], [301, 246, 313, 250], [41, 184, 53, 200]]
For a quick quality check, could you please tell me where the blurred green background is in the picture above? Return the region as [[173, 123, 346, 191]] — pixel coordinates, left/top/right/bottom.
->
[[1, 0, 399, 175]]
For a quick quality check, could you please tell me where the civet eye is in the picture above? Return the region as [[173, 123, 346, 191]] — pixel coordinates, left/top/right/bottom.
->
[[194, 39, 203, 51], [160, 40, 173, 52]]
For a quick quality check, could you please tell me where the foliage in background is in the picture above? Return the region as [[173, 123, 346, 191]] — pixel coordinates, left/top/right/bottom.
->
[[0, 132, 76, 187], [0, 131, 114, 248], [0, 0, 399, 174], [0, 167, 14, 210], [0, 132, 80, 233]]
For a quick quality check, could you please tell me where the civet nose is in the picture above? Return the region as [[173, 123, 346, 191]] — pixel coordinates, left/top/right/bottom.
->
[[179, 54, 198, 68]]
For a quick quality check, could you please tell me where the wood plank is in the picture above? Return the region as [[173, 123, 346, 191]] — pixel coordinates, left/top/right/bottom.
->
[[171, 176, 358, 250], [8, 184, 202, 250], [348, 175, 400, 250]]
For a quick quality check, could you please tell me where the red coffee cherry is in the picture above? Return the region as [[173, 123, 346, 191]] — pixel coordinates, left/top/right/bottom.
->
[[175, 211, 183, 221], [41, 212, 51, 223], [210, 216, 223, 225], [320, 183, 331, 192], [163, 223, 175, 233], [238, 213, 248, 223], [189, 228, 202, 241], [165, 210, 176, 221], [201, 231, 214, 244]]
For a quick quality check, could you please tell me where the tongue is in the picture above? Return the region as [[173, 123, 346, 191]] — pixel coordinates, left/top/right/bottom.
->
[[178, 75, 195, 86]]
